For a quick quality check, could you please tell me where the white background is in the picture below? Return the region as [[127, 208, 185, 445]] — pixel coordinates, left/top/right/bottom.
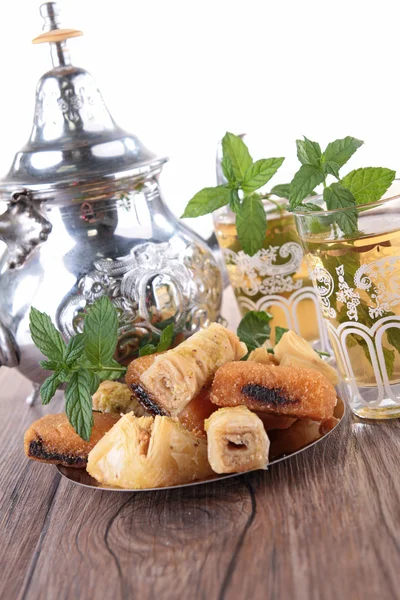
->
[[0, 0, 399, 239]]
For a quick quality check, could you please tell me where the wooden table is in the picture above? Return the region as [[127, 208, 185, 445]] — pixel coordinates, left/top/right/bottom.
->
[[2, 294, 400, 600]]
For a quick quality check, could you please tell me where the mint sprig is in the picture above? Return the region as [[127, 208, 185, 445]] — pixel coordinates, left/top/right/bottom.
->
[[139, 323, 175, 357], [29, 298, 175, 441], [289, 136, 396, 235], [237, 310, 273, 352], [182, 132, 285, 256]]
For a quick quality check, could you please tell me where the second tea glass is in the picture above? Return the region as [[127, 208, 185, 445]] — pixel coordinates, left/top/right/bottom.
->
[[295, 186, 400, 419]]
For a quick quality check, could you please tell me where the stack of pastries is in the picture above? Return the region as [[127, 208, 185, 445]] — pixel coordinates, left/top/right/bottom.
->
[[24, 323, 340, 489]]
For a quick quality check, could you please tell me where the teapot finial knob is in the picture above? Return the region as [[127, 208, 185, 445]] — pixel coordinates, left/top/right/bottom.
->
[[32, 2, 83, 68], [39, 2, 61, 31]]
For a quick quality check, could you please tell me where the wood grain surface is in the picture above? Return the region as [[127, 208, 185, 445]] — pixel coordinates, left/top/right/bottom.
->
[[2, 364, 400, 600]]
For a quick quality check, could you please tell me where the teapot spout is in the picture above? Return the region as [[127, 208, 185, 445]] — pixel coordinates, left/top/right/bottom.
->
[[0, 192, 52, 268], [0, 318, 19, 368]]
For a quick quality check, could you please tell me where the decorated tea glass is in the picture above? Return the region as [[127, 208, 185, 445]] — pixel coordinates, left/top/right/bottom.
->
[[213, 201, 330, 351], [294, 184, 400, 419]]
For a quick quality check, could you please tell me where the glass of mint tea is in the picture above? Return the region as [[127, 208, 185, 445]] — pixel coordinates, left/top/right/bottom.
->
[[294, 184, 400, 419]]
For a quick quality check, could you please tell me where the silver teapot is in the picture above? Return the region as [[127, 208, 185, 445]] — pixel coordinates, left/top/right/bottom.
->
[[0, 3, 223, 400]]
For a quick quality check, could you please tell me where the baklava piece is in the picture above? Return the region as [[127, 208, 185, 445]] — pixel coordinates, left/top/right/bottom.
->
[[87, 412, 214, 489], [205, 406, 269, 474], [126, 323, 247, 416]]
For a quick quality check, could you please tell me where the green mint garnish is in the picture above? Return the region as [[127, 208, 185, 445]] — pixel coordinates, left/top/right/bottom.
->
[[323, 183, 358, 235], [323, 136, 363, 168], [182, 132, 285, 256], [83, 296, 119, 367], [237, 310, 273, 352], [236, 194, 267, 256], [340, 167, 396, 205], [181, 186, 232, 218], [289, 136, 396, 235], [275, 326, 289, 345], [29, 298, 176, 441], [222, 132, 253, 182], [30, 307, 66, 363], [139, 323, 175, 356], [65, 370, 94, 442]]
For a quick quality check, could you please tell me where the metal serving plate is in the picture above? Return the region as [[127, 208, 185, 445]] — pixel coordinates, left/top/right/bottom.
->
[[56, 398, 345, 492]]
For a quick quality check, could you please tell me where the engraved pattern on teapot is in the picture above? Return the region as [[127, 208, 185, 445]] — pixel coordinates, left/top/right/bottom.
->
[[58, 240, 222, 362]]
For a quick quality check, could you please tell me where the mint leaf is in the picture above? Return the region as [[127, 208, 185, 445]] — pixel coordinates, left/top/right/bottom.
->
[[65, 370, 93, 441], [229, 189, 241, 213], [40, 372, 61, 405], [39, 359, 62, 371], [275, 326, 289, 345], [323, 137, 363, 168], [64, 333, 86, 366], [323, 183, 358, 234], [138, 324, 174, 357], [87, 371, 100, 395], [222, 132, 252, 183], [237, 310, 273, 352], [340, 167, 396, 205], [296, 137, 322, 167], [289, 165, 325, 208], [387, 328, 400, 355], [383, 347, 395, 379], [29, 307, 66, 361], [236, 194, 267, 256], [156, 323, 174, 352], [96, 359, 125, 380], [221, 155, 236, 184], [301, 202, 322, 212], [242, 157, 284, 193], [270, 183, 290, 198], [181, 186, 231, 218], [323, 160, 340, 179], [83, 296, 118, 367], [139, 344, 157, 357]]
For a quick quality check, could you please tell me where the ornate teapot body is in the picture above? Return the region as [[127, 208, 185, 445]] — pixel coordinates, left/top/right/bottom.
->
[[0, 3, 222, 390]]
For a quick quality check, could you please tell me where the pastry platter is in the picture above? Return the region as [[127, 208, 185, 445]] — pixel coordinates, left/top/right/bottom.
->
[[56, 397, 345, 492]]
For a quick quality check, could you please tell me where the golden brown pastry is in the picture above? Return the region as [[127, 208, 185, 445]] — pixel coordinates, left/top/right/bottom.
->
[[211, 362, 337, 422], [268, 418, 322, 459], [87, 413, 214, 489], [248, 347, 277, 365], [273, 330, 339, 385], [204, 406, 269, 474], [126, 323, 247, 416], [92, 380, 147, 416], [24, 412, 120, 468], [255, 412, 297, 431], [176, 386, 217, 437]]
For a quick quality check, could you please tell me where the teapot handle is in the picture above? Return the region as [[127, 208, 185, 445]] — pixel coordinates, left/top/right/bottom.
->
[[0, 319, 19, 368], [0, 191, 52, 269]]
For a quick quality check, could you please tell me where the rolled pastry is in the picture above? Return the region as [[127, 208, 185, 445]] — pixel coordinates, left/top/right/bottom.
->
[[211, 362, 337, 422], [87, 412, 214, 489], [204, 406, 269, 474], [127, 323, 247, 416]]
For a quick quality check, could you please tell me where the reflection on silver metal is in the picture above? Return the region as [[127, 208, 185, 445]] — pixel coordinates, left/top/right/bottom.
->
[[0, 3, 223, 387], [0, 3, 165, 201], [0, 319, 19, 367], [0, 192, 52, 268], [56, 398, 345, 492], [25, 383, 41, 406]]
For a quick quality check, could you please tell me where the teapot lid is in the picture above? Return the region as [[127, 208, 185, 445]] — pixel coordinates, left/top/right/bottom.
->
[[0, 2, 167, 201]]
